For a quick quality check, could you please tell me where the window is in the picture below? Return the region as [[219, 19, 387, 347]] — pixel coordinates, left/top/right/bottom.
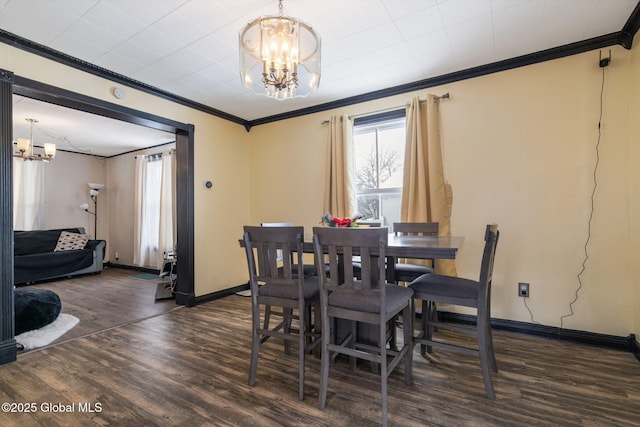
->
[[353, 111, 406, 226], [134, 151, 174, 269], [137, 155, 162, 267]]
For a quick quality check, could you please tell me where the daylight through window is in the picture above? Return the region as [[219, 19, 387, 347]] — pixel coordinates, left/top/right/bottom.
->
[[353, 111, 406, 226]]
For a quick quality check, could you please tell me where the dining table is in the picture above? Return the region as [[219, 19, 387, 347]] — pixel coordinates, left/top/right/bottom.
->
[[240, 232, 464, 277], [299, 233, 464, 282], [300, 233, 463, 257]]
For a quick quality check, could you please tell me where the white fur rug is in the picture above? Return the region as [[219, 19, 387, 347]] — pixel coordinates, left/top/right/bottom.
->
[[15, 313, 79, 350]]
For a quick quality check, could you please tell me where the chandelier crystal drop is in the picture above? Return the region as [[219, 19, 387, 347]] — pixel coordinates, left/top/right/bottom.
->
[[239, 0, 321, 100]]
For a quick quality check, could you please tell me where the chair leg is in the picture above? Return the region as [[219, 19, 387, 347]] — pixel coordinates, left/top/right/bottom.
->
[[304, 303, 313, 349], [379, 319, 388, 427], [420, 300, 434, 356], [263, 304, 271, 330], [283, 308, 293, 355], [487, 315, 498, 372], [249, 304, 261, 387], [389, 315, 398, 351], [429, 300, 438, 328], [477, 312, 496, 400], [318, 311, 331, 410], [298, 304, 306, 401], [403, 304, 413, 386], [349, 320, 357, 371]]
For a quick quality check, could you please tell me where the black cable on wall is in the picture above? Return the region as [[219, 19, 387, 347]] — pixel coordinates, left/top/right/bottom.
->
[[560, 51, 609, 329]]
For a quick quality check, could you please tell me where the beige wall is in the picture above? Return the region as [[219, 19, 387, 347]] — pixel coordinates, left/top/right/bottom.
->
[[247, 47, 638, 337], [35, 151, 105, 234], [3, 34, 639, 338], [2, 44, 252, 298], [630, 34, 640, 340], [442, 51, 631, 335]]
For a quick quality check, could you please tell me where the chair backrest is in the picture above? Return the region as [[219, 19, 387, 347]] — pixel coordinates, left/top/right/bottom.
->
[[243, 225, 305, 294], [312, 227, 388, 305], [393, 222, 439, 236], [260, 222, 294, 261], [478, 224, 500, 305]]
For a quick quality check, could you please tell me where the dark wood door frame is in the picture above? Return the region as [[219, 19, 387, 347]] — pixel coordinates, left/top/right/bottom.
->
[[0, 70, 196, 365]]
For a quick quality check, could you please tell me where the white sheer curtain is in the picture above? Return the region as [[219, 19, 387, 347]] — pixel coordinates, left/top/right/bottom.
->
[[157, 150, 175, 269], [133, 151, 175, 269], [13, 158, 45, 230]]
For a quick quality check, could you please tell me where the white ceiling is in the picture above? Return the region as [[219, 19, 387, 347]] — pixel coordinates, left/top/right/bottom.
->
[[12, 95, 176, 157], [3, 0, 639, 156]]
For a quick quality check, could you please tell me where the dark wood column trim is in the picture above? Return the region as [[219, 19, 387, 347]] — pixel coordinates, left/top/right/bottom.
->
[[174, 128, 196, 307], [0, 69, 17, 365]]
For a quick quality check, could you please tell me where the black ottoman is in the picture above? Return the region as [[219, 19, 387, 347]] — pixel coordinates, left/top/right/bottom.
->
[[15, 289, 61, 335]]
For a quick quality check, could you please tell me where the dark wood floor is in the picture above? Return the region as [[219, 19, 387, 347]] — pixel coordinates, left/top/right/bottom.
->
[[17, 266, 179, 347], [1, 274, 639, 426]]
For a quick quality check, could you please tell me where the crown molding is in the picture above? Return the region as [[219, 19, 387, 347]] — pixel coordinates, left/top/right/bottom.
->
[[2, 0, 639, 131]]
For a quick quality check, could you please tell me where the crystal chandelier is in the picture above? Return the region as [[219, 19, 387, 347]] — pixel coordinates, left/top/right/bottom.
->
[[239, 0, 321, 100], [13, 118, 56, 162]]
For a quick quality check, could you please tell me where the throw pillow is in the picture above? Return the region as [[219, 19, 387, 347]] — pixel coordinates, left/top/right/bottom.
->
[[54, 231, 89, 251]]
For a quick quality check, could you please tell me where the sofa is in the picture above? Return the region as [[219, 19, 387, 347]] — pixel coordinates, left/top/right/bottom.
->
[[14, 227, 106, 285]]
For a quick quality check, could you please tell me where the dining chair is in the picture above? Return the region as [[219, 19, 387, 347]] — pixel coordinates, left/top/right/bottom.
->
[[242, 225, 321, 400], [408, 224, 500, 399], [392, 222, 440, 283], [261, 222, 317, 276], [352, 221, 381, 280], [260, 222, 322, 350], [312, 226, 413, 427]]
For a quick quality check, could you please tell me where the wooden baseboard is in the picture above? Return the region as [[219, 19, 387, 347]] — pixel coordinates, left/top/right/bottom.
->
[[194, 284, 249, 305], [0, 339, 17, 365], [631, 334, 640, 362], [104, 262, 159, 274], [175, 291, 196, 307], [440, 312, 637, 353]]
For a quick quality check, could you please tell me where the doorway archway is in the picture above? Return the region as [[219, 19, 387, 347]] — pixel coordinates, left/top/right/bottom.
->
[[1, 70, 195, 365]]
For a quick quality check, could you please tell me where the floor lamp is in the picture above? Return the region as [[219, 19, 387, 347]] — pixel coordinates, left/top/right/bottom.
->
[[80, 183, 104, 239]]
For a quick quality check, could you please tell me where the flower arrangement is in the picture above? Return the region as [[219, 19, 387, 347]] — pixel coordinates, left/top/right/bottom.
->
[[321, 213, 362, 227]]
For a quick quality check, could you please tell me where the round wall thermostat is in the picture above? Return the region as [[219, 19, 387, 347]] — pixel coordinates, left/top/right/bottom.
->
[[112, 87, 126, 99]]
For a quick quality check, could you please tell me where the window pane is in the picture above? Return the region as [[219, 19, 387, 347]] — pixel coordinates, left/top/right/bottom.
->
[[354, 131, 377, 192], [353, 114, 405, 224], [377, 126, 405, 189]]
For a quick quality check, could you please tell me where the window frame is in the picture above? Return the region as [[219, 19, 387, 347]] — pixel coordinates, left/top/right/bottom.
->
[[352, 109, 406, 224]]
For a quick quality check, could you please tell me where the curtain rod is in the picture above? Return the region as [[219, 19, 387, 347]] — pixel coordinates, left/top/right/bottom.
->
[[321, 92, 450, 124], [134, 148, 175, 160]]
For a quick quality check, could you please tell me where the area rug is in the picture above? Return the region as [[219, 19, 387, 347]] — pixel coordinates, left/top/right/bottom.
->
[[15, 313, 79, 350]]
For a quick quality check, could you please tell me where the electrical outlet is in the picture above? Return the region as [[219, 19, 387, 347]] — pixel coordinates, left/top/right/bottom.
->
[[518, 282, 530, 298]]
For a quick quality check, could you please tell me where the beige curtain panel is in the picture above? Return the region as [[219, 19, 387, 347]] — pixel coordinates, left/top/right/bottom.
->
[[401, 95, 456, 276], [323, 115, 355, 219]]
